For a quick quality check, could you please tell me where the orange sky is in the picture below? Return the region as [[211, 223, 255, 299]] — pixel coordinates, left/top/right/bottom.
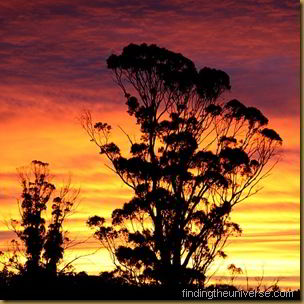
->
[[0, 0, 300, 290]]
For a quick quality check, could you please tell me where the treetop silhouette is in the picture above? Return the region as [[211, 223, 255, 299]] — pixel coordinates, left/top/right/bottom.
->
[[2, 160, 80, 277], [82, 43, 282, 287]]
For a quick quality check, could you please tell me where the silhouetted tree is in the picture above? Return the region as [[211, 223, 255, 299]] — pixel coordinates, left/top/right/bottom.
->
[[82, 43, 282, 287], [6, 160, 79, 276], [14, 160, 55, 275], [43, 182, 79, 274]]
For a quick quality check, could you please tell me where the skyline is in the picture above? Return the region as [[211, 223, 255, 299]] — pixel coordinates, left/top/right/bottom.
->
[[0, 0, 300, 290]]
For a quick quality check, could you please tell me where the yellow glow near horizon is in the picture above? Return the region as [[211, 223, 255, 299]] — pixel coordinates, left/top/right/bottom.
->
[[0, 110, 299, 289]]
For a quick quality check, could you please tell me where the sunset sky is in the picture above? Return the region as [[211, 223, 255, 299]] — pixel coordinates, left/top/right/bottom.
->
[[0, 0, 300, 289]]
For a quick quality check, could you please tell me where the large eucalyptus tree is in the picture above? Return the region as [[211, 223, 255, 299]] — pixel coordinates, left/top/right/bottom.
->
[[82, 43, 282, 287]]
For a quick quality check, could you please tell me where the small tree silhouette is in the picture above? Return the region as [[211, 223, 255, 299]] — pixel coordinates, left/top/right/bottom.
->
[[82, 43, 282, 287], [43, 183, 79, 274], [15, 160, 55, 275], [5, 160, 79, 277]]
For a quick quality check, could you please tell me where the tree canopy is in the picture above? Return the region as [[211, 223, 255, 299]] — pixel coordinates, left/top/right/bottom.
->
[[82, 43, 282, 287]]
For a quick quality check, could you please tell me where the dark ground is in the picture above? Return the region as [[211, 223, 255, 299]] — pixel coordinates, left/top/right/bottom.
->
[[0, 274, 301, 300]]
